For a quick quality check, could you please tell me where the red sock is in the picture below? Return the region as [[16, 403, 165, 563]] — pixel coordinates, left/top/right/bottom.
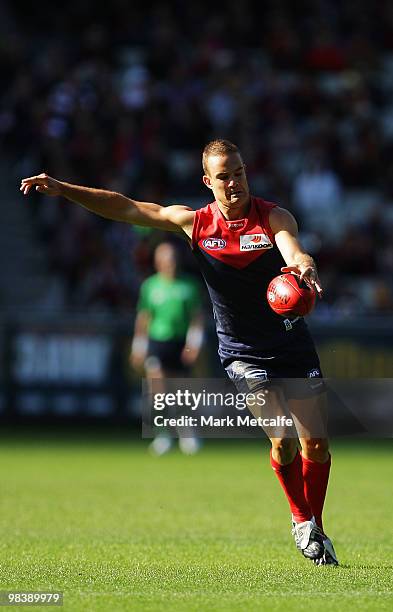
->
[[270, 449, 312, 523], [301, 453, 331, 533]]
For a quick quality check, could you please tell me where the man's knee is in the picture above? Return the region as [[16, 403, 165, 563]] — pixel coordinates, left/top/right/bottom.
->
[[300, 437, 329, 462], [270, 437, 298, 465]]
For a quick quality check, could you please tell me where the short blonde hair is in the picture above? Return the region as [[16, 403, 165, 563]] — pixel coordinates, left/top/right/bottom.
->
[[202, 139, 240, 175]]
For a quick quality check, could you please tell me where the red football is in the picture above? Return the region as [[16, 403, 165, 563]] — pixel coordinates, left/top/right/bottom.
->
[[267, 273, 316, 317]]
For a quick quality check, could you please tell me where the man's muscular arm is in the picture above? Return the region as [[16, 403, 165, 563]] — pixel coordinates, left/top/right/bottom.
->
[[269, 206, 322, 296], [20, 173, 195, 238]]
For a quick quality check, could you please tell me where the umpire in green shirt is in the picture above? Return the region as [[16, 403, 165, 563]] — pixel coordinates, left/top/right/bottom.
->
[[130, 242, 204, 455]]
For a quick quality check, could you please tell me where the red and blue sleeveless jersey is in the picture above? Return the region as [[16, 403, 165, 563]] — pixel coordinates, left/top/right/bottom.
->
[[191, 196, 308, 366]]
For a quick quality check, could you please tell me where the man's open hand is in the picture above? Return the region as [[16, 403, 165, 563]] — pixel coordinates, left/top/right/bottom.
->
[[281, 265, 323, 297], [20, 173, 62, 197]]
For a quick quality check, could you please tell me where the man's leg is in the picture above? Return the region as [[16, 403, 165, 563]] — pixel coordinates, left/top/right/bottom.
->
[[299, 437, 330, 533], [289, 393, 338, 565], [269, 437, 326, 561], [289, 393, 330, 533], [246, 386, 324, 560], [145, 357, 173, 456], [226, 363, 326, 561], [246, 386, 311, 522], [270, 436, 312, 523]]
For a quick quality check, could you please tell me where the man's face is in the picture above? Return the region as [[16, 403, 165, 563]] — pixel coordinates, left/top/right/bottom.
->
[[154, 243, 177, 277], [203, 152, 250, 214]]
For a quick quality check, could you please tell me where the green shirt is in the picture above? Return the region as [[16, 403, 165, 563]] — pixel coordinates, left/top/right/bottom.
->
[[137, 274, 201, 342]]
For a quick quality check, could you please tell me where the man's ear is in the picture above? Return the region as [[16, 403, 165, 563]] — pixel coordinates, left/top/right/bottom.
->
[[202, 174, 213, 190]]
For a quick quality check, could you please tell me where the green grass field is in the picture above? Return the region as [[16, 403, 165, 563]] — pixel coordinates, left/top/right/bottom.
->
[[0, 430, 392, 611]]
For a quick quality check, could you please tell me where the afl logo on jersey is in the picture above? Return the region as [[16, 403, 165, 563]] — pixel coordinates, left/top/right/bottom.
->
[[240, 233, 273, 251], [202, 238, 226, 250]]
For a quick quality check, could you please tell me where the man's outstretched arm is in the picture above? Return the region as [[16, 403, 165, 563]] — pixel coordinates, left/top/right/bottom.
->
[[269, 206, 323, 296], [20, 173, 195, 236]]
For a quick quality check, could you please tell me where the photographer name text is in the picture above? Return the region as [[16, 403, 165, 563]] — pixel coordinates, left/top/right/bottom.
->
[[153, 415, 293, 428]]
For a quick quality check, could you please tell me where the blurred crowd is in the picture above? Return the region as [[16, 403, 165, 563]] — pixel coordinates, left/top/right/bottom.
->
[[1, 0, 393, 317]]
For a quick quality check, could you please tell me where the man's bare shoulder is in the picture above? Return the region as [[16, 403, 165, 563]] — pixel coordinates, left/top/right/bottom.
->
[[269, 206, 298, 234], [162, 205, 196, 238]]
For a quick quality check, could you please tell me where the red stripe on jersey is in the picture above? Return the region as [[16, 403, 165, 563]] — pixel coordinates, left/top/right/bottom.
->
[[192, 196, 277, 269]]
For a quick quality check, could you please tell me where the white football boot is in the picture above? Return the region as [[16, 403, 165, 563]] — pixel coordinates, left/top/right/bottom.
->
[[292, 516, 325, 561], [178, 436, 201, 455], [148, 434, 173, 456], [313, 536, 339, 566]]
